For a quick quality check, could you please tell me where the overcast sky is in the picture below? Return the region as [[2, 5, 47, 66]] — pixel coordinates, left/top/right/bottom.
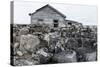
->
[[14, 1, 97, 25]]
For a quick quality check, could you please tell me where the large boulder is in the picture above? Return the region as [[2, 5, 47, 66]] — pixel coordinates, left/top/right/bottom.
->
[[85, 51, 97, 61], [76, 47, 97, 62], [52, 50, 77, 63], [32, 48, 53, 64], [65, 38, 78, 50], [35, 48, 53, 64], [14, 58, 37, 66], [19, 34, 40, 53]]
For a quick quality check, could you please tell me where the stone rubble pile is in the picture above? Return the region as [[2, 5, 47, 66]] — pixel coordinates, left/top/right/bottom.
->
[[12, 24, 97, 66]]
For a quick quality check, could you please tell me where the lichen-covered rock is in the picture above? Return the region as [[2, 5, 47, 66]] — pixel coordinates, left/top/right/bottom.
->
[[65, 38, 78, 50], [85, 51, 97, 61], [76, 47, 97, 62], [52, 50, 77, 63], [19, 34, 40, 53], [35, 48, 53, 64]]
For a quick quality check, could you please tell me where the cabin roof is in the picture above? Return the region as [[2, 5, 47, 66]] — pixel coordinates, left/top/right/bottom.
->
[[29, 4, 66, 18]]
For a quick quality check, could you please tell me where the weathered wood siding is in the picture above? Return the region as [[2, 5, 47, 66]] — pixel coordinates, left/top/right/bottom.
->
[[31, 6, 65, 27]]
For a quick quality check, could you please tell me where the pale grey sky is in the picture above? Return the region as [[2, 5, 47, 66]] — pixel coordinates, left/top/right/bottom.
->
[[14, 1, 97, 25]]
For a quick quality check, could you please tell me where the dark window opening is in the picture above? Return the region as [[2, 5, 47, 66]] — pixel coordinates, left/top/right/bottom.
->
[[54, 24, 58, 27], [38, 19, 43, 21], [53, 20, 58, 23], [53, 19, 59, 27], [68, 22, 72, 25]]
